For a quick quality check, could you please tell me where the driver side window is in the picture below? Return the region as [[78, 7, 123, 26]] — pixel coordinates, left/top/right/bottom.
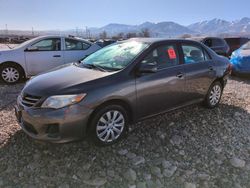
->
[[31, 38, 61, 51], [142, 44, 179, 69]]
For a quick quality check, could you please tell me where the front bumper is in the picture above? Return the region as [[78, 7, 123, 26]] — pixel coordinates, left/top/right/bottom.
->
[[15, 96, 93, 143]]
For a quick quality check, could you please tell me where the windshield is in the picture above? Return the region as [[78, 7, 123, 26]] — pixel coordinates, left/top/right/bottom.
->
[[242, 41, 250, 50], [80, 41, 148, 71]]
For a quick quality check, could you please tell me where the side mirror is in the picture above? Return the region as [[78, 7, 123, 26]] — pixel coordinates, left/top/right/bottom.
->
[[138, 63, 157, 74], [26, 46, 38, 51]]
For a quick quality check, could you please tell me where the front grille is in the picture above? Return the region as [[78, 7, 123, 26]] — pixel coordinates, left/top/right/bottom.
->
[[21, 93, 41, 107]]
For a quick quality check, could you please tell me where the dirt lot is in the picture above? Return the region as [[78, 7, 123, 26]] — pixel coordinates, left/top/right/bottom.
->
[[0, 77, 249, 188]]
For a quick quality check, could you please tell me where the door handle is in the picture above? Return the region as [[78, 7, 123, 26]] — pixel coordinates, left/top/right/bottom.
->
[[53, 55, 61, 57], [176, 72, 184, 78]]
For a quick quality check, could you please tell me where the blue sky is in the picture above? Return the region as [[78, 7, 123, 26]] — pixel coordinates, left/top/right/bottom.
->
[[0, 0, 249, 30]]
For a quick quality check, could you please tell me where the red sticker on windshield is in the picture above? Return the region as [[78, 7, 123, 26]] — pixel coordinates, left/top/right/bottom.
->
[[167, 48, 177, 59]]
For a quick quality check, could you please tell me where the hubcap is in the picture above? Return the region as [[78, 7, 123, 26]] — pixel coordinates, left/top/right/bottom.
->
[[1, 67, 19, 83], [209, 85, 221, 106], [96, 110, 125, 143]]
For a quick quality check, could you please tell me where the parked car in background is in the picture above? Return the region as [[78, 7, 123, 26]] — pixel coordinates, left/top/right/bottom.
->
[[0, 35, 100, 84], [230, 41, 250, 75], [15, 38, 230, 145], [224, 37, 249, 56], [95, 39, 116, 48], [192, 37, 230, 57]]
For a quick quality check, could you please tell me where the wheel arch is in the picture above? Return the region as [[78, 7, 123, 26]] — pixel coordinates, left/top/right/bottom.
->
[[0, 61, 26, 78], [86, 99, 134, 133], [213, 76, 226, 89]]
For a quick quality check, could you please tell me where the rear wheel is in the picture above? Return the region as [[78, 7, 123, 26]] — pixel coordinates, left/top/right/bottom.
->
[[89, 105, 129, 146], [204, 81, 223, 108], [0, 64, 23, 84]]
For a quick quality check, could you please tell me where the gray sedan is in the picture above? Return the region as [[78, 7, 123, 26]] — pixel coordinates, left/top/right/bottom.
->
[[15, 38, 230, 145]]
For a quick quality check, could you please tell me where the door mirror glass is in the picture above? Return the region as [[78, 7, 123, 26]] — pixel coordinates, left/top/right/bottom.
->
[[138, 63, 157, 73]]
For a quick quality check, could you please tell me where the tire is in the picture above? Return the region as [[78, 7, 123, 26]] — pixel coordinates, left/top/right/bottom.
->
[[88, 104, 129, 146], [204, 81, 223, 108], [0, 63, 23, 84]]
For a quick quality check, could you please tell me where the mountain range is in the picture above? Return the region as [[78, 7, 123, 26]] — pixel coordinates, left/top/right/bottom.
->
[[95, 17, 250, 37], [1, 17, 250, 38]]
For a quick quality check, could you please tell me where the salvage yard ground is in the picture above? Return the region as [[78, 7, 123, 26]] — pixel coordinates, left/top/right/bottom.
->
[[0, 77, 250, 188]]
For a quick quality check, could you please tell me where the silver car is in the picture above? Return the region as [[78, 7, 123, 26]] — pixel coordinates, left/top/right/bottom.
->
[[0, 35, 101, 84]]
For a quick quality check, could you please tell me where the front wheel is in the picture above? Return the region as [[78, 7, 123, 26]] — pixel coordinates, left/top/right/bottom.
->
[[204, 81, 223, 108], [0, 64, 23, 84], [88, 105, 129, 146]]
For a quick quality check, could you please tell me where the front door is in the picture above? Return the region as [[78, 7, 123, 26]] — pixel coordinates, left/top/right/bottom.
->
[[25, 37, 64, 76], [135, 43, 186, 119]]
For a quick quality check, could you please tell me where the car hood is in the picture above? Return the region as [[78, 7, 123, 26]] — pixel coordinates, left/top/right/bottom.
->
[[23, 63, 114, 96], [0, 48, 16, 54]]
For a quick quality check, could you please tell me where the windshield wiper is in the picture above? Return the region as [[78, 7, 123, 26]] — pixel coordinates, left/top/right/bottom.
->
[[82, 63, 108, 72]]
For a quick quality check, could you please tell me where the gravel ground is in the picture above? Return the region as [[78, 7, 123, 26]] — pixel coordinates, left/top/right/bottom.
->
[[0, 77, 250, 188]]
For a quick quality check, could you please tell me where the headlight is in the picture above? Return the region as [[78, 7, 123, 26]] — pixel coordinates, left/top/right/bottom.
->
[[41, 94, 86, 109]]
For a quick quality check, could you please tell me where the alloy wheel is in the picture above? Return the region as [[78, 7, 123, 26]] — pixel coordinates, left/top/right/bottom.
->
[[96, 110, 125, 143], [209, 85, 221, 106]]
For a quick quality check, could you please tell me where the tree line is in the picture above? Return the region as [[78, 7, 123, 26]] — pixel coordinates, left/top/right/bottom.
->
[[99, 28, 151, 40]]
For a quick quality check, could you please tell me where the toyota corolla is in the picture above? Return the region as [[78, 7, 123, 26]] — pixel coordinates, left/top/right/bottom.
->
[[15, 38, 230, 145]]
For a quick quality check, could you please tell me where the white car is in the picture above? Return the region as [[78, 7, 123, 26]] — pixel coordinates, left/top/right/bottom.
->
[[0, 35, 101, 84]]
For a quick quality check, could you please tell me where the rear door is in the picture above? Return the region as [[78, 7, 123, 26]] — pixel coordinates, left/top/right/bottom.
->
[[135, 42, 187, 119], [180, 42, 215, 100], [25, 37, 63, 75], [63, 38, 93, 63]]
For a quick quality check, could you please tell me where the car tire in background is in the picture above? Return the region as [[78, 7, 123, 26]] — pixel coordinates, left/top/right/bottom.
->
[[204, 81, 223, 108], [88, 104, 129, 146], [0, 63, 24, 84]]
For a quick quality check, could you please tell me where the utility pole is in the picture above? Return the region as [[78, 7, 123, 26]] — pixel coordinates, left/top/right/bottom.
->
[[5, 24, 8, 36], [75, 27, 79, 37], [85, 26, 88, 39], [32, 27, 34, 36]]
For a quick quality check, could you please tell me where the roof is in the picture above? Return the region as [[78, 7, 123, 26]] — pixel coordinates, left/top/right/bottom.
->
[[125, 38, 190, 43], [123, 37, 203, 45], [28, 35, 93, 44]]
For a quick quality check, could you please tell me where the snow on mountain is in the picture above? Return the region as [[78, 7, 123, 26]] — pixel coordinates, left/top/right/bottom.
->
[[188, 17, 250, 34]]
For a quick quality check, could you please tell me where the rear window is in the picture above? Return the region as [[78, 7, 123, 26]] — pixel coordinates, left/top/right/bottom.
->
[[182, 45, 206, 64], [65, 38, 90, 50], [212, 39, 225, 47], [204, 38, 225, 47]]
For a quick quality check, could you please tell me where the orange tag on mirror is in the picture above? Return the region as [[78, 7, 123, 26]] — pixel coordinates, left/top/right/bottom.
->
[[168, 48, 176, 59]]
